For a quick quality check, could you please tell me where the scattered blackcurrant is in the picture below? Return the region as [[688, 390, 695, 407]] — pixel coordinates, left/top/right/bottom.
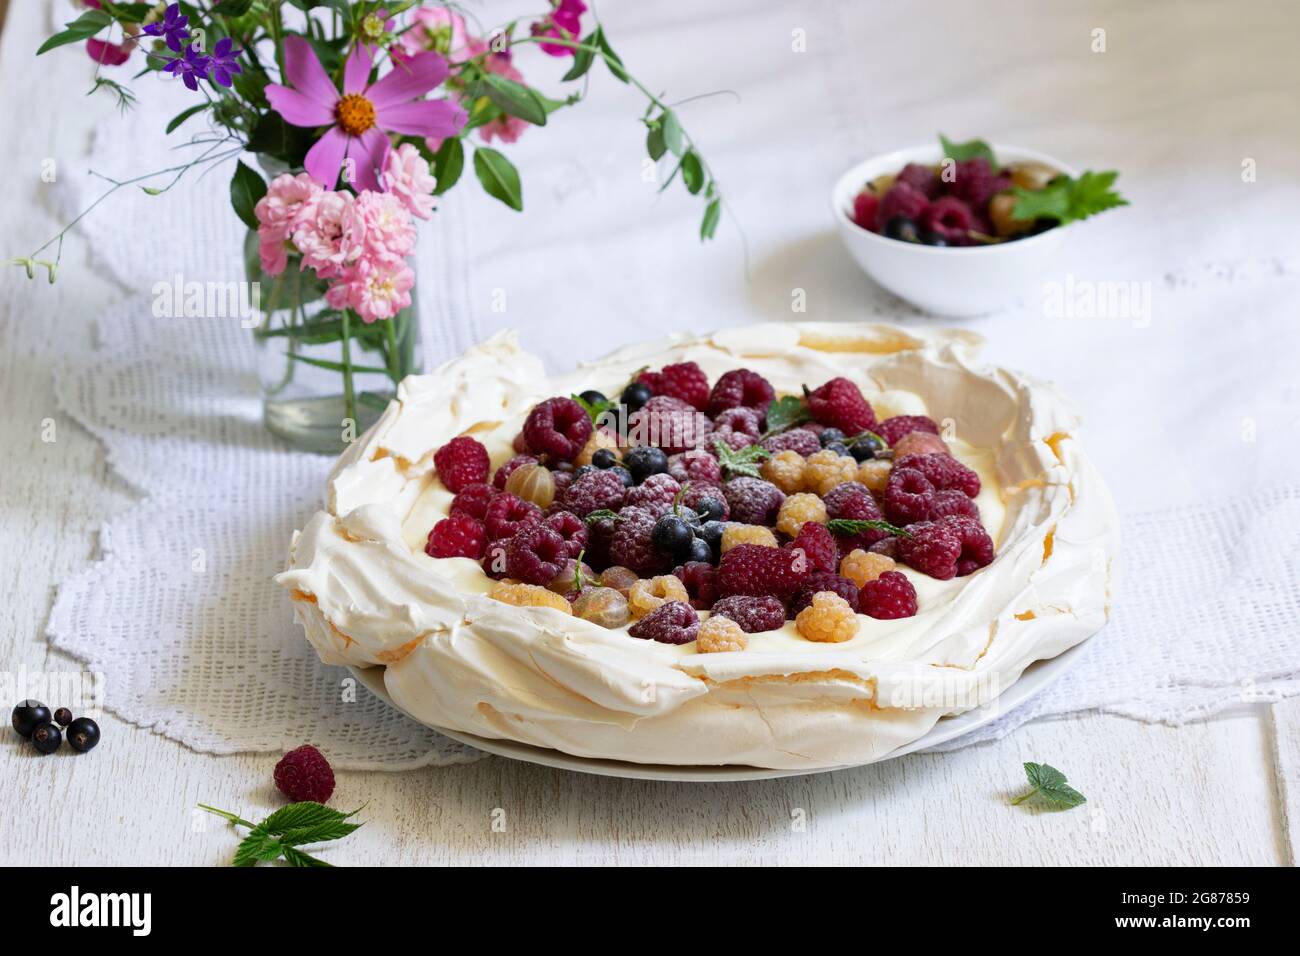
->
[[31, 722, 62, 755], [11, 700, 50, 739], [620, 381, 652, 413], [651, 515, 694, 558], [53, 707, 73, 728], [590, 448, 618, 470], [67, 717, 100, 753], [695, 496, 726, 523]]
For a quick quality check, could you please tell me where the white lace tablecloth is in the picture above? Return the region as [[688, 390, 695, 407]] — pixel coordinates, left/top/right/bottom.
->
[[42, 0, 1300, 768]]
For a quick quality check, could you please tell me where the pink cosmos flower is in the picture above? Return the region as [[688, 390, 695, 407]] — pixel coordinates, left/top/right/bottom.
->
[[266, 36, 466, 193], [326, 258, 416, 323], [400, 6, 472, 59], [253, 173, 323, 275], [382, 143, 438, 219]]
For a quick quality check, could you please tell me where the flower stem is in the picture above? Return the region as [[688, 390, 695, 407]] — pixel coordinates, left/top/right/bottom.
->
[[340, 309, 357, 433]]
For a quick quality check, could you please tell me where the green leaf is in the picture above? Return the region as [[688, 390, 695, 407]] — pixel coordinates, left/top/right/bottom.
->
[[595, 27, 628, 83], [1010, 170, 1128, 225], [1011, 762, 1087, 809], [571, 393, 615, 424], [645, 123, 667, 161], [713, 439, 770, 479], [214, 0, 255, 16], [280, 845, 333, 867], [561, 33, 597, 81], [165, 103, 208, 135], [478, 74, 548, 126], [246, 112, 314, 168], [231, 828, 284, 867], [700, 199, 721, 241], [763, 395, 810, 435], [680, 150, 705, 195], [431, 137, 465, 195], [229, 160, 267, 231], [583, 509, 622, 525], [826, 518, 912, 539], [473, 147, 523, 211], [287, 353, 392, 376], [939, 133, 996, 166], [659, 111, 684, 156], [259, 802, 358, 836], [37, 10, 112, 55]]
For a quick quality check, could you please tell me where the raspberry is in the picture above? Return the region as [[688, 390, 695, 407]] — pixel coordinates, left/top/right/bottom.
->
[[851, 191, 880, 232], [629, 574, 691, 620], [450, 482, 497, 521], [721, 523, 778, 552], [505, 525, 569, 585], [883, 467, 937, 526], [839, 549, 897, 588], [709, 595, 785, 633], [893, 431, 949, 459], [762, 427, 822, 458], [609, 506, 670, 575], [857, 458, 891, 492], [723, 477, 785, 526], [426, 514, 487, 560], [876, 415, 939, 446], [790, 521, 838, 574], [803, 449, 857, 496], [625, 473, 681, 515], [673, 561, 719, 610], [922, 196, 977, 245], [823, 481, 880, 521], [695, 615, 748, 653], [574, 429, 620, 467], [629, 396, 712, 454], [638, 361, 710, 411], [583, 513, 617, 569], [896, 162, 941, 198], [805, 377, 877, 434], [678, 482, 729, 519], [433, 436, 490, 493], [572, 586, 630, 628], [942, 515, 995, 575], [895, 520, 961, 579], [930, 489, 980, 521], [712, 406, 764, 451], [523, 397, 593, 461], [707, 369, 776, 418], [552, 470, 574, 498], [894, 453, 980, 497], [776, 493, 827, 537], [789, 573, 860, 617], [668, 449, 722, 485], [560, 469, 626, 517], [875, 180, 929, 231], [599, 565, 639, 596], [493, 454, 538, 490], [481, 539, 510, 578], [628, 600, 700, 645], [489, 581, 572, 614], [484, 492, 542, 540], [761, 449, 806, 494], [504, 462, 556, 508], [859, 570, 918, 620], [274, 745, 335, 803], [869, 536, 900, 560], [542, 510, 588, 558], [795, 591, 859, 643], [717, 543, 808, 600], [947, 157, 1004, 209]]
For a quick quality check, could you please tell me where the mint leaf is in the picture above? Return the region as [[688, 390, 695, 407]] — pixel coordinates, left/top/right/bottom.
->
[[763, 395, 810, 436], [826, 518, 911, 539], [713, 439, 770, 479], [1011, 762, 1087, 809], [939, 133, 996, 166], [571, 393, 615, 424], [201, 801, 364, 866], [583, 509, 621, 525], [1010, 170, 1127, 225]]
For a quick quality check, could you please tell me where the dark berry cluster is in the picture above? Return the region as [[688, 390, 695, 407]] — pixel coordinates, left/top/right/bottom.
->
[[11, 700, 100, 755]]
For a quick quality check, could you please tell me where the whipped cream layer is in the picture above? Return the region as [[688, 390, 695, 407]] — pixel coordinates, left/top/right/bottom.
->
[[276, 323, 1119, 769]]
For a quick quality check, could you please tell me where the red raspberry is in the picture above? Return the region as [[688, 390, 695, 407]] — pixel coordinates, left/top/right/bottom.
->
[[875, 180, 929, 231], [668, 449, 722, 486], [946, 157, 1007, 209], [922, 196, 977, 245], [625, 473, 681, 515], [481, 539, 510, 578], [560, 469, 626, 517], [712, 406, 764, 447], [896, 515, 993, 580], [542, 510, 588, 559], [789, 522, 838, 574], [707, 369, 776, 418], [930, 489, 980, 521], [673, 561, 719, 610], [761, 427, 821, 457], [582, 513, 617, 570], [552, 470, 574, 497], [484, 492, 542, 540], [789, 572, 861, 617], [638, 361, 710, 411], [883, 467, 937, 526], [523, 397, 593, 461], [894, 453, 980, 497], [273, 745, 335, 804], [896, 162, 941, 198], [629, 396, 712, 455], [628, 600, 700, 645], [609, 506, 670, 575], [426, 514, 487, 560], [717, 543, 808, 600], [433, 436, 490, 493], [679, 482, 728, 520], [859, 570, 918, 619], [824, 481, 889, 550], [709, 595, 786, 632], [505, 525, 569, 585], [869, 536, 900, 560], [493, 454, 537, 490], [851, 191, 880, 232], [450, 482, 497, 520], [876, 415, 939, 447], [805, 377, 877, 434], [942, 514, 995, 576], [723, 477, 785, 526]]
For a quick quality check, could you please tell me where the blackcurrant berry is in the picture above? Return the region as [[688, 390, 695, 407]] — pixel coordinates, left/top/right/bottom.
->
[[11, 700, 50, 739], [31, 722, 62, 755], [695, 496, 726, 523], [920, 231, 949, 246], [620, 381, 652, 413], [608, 465, 635, 488], [818, 428, 845, 447], [825, 441, 851, 457], [53, 707, 73, 728], [579, 389, 608, 407], [624, 446, 668, 483], [884, 217, 921, 242], [651, 515, 694, 558], [591, 448, 618, 470], [67, 717, 100, 753], [699, 520, 727, 546], [685, 537, 713, 564]]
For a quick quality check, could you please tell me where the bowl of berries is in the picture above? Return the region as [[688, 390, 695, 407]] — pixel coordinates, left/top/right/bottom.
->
[[832, 135, 1127, 316]]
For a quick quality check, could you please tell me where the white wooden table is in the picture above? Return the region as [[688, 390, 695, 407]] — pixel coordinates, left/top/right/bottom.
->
[[2, 0, 1296, 866]]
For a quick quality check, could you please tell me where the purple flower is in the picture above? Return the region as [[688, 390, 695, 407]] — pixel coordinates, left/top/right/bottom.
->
[[142, 3, 191, 54], [164, 44, 211, 92], [208, 37, 243, 88]]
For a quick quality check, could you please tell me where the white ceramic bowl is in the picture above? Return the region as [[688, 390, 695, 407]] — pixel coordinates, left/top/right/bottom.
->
[[831, 144, 1077, 317]]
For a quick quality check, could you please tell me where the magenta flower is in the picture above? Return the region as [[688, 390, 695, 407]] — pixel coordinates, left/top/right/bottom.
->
[[532, 0, 587, 57], [266, 36, 466, 193]]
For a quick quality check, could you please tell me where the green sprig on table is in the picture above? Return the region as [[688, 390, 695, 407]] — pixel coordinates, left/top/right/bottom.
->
[[1010, 762, 1087, 810], [199, 801, 364, 867]]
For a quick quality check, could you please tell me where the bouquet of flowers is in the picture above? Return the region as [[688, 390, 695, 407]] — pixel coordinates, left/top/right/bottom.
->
[[19, 1, 723, 450]]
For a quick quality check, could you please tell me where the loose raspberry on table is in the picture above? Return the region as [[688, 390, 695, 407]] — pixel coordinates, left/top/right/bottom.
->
[[625, 473, 682, 515], [776, 493, 828, 537], [707, 368, 776, 418], [803, 449, 858, 497], [761, 449, 806, 494], [789, 573, 861, 617], [599, 565, 639, 596], [450, 482, 497, 521], [493, 454, 538, 490], [857, 458, 892, 492], [628, 396, 712, 454], [839, 549, 897, 588], [484, 492, 543, 540], [876, 415, 940, 447], [851, 190, 880, 232], [434, 436, 490, 493], [489, 581, 572, 614], [504, 461, 557, 509], [922, 196, 977, 245], [883, 467, 937, 526], [790, 521, 839, 574], [695, 615, 748, 653], [762, 427, 821, 458], [523, 397, 593, 461], [895, 162, 941, 198], [805, 377, 877, 434], [678, 482, 729, 520], [673, 561, 719, 610], [628, 574, 691, 620], [426, 514, 488, 560], [628, 600, 700, 645], [505, 525, 569, 585], [892, 431, 950, 459], [717, 543, 808, 600], [609, 506, 670, 575], [274, 745, 335, 803], [542, 510, 588, 558], [875, 180, 930, 232], [723, 477, 786, 526], [894, 452, 980, 497], [795, 591, 859, 643], [560, 469, 626, 517], [859, 570, 918, 620], [638, 361, 711, 411], [572, 586, 630, 628], [668, 449, 723, 486], [947, 157, 1006, 210], [709, 595, 786, 633]]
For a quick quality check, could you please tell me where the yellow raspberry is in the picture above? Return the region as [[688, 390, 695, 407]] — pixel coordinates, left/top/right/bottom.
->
[[839, 549, 897, 587], [720, 523, 778, 553], [574, 428, 620, 467], [857, 459, 891, 492], [489, 581, 572, 614], [804, 449, 857, 496], [761, 449, 806, 494], [795, 591, 860, 643], [776, 492, 828, 537], [695, 615, 748, 653], [628, 574, 690, 620]]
